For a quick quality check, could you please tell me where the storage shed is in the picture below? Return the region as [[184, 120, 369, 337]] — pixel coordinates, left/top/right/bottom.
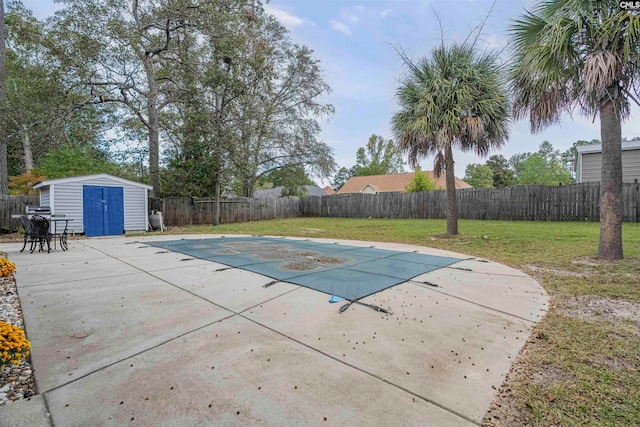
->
[[576, 140, 640, 183], [33, 174, 152, 236]]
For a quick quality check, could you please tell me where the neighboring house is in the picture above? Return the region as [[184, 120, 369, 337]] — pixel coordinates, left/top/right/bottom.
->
[[576, 140, 640, 183], [323, 186, 337, 195], [33, 173, 152, 236], [254, 185, 328, 198], [337, 172, 471, 194]]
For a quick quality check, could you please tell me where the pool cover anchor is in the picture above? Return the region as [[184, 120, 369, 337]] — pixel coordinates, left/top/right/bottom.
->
[[339, 299, 393, 315], [262, 280, 279, 288], [411, 280, 440, 288]]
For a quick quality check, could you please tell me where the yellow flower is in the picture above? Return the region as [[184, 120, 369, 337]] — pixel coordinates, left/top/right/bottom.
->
[[0, 257, 16, 278], [0, 321, 30, 368]]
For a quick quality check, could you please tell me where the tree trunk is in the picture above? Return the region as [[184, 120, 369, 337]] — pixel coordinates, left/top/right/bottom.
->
[[213, 90, 222, 226], [598, 87, 623, 259], [0, 0, 9, 194], [445, 145, 458, 235], [144, 60, 160, 198], [20, 124, 33, 172], [213, 172, 220, 226]]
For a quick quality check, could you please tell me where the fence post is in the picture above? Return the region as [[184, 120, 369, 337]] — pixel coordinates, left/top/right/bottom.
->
[[633, 178, 640, 222]]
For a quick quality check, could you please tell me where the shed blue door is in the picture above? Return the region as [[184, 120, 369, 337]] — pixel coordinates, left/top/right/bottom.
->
[[83, 186, 124, 236]]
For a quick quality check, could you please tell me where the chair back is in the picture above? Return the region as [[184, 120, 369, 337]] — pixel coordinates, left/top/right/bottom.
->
[[20, 215, 38, 237], [31, 215, 50, 237]]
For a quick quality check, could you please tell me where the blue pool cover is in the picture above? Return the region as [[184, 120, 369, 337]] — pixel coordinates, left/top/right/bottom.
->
[[147, 237, 462, 301]]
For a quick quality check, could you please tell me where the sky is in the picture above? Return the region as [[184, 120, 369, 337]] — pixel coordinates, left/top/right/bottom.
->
[[30, 0, 640, 184]]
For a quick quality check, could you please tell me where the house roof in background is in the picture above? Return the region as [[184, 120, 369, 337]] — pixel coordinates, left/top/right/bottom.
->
[[33, 173, 153, 190], [576, 140, 640, 154], [337, 172, 471, 194], [254, 185, 328, 198], [323, 186, 337, 195]]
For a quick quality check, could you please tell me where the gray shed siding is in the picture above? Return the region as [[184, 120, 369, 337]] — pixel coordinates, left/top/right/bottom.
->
[[39, 187, 50, 207], [124, 185, 147, 231], [581, 150, 640, 182], [48, 176, 148, 234]]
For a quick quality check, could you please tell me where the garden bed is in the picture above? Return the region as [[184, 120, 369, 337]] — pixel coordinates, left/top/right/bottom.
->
[[0, 273, 36, 405]]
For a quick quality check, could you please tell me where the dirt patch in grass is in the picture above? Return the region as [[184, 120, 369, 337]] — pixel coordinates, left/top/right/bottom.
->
[[300, 228, 325, 234], [529, 362, 575, 386], [590, 354, 639, 371], [523, 264, 585, 277], [561, 296, 640, 324]]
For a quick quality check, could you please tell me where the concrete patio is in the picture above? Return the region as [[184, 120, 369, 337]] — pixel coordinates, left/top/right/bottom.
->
[[0, 235, 548, 426]]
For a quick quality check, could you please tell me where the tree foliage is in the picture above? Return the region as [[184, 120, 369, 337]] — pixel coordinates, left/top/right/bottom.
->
[[0, 1, 335, 206], [463, 164, 494, 188], [158, 3, 335, 200], [2, 1, 118, 178], [332, 166, 354, 191], [485, 154, 514, 188], [8, 170, 46, 195], [405, 167, 436, 192], [354, 134, 404, 176], [510, 141, 572, 186], [37, 144, 139, 180]]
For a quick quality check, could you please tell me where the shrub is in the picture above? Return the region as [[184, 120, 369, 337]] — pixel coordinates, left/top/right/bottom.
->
[[405, 167, 436, 192], [0, 322, 30, 369], [0, 258, 16, 278]]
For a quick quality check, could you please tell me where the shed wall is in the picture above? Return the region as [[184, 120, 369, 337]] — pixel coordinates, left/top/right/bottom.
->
[[581, 153, 601, 182], [40, 188, 50, 207], [581, 150, 640, 183]]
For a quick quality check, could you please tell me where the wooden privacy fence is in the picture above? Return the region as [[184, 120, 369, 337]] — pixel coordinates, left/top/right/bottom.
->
[[149, 182, 640, 227], [0, 195, 39, 231], [149, 196, 301, 226], [302, 182, 639, 222]]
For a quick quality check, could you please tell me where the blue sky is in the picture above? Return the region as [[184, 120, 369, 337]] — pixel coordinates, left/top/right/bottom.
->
[[31, 0, 640, 182]]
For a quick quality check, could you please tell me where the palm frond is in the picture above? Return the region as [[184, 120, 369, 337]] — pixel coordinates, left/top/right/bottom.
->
[[584, 50, 621, 93], [392, 39, 510, 167], [509, 0, 639, 129], [433, 151, 446, 177]]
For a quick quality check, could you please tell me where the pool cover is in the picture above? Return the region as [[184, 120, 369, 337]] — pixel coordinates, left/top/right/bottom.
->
[[147, 237, 462, 301]]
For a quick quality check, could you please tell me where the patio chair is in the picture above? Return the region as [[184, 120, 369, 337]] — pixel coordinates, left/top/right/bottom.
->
[[19, 215, 52, 253]]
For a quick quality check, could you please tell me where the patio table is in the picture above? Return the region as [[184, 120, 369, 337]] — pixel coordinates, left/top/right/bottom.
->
[[50, 217, 72, 251]]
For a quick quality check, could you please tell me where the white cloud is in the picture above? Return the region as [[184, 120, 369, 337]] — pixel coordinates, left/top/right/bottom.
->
[[348, 14, 360, 23], [264, 4, 305, 28], [380, 9, 392, 18], [330, 20, 352, 36]]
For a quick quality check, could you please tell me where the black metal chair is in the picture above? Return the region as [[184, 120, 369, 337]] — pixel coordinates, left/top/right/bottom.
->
[[19, 215, 52, 253]]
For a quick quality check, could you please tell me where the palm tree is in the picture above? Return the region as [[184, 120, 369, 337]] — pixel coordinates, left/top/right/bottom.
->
[[510, 0, 640, 260], [392, 43, 510, 235]]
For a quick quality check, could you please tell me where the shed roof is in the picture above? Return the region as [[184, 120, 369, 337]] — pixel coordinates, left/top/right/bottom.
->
[[576, 140, 640, 154], [33, 173, 153, 190], [337, 172, 471, 194]]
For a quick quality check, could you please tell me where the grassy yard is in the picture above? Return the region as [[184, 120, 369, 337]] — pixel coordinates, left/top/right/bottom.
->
[[167, 218, 640, 426]]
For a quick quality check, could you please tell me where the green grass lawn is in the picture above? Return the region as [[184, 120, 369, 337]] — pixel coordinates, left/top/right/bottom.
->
[[166, 218, 640, 426]]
